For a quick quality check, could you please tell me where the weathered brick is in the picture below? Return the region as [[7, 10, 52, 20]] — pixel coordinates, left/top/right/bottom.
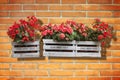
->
[[87, 12, 113, 17], [62, 63, 86, 69], [0, 12, 8, 17], [88, 0, 112, 4], [100, 5, 120, 11], [0, 51, 10, 57], [0, 70, 22, 76], [12, 63, 37, 69], [88, 64, 111, 69], [23, 5, 48, 10], [62, 12, 86, 17], [62, 0, 86, 4], [74, 5, 99, 10], [114, 0, 120, 4], [0, 64, 10, 69], [0, 5, 22, 11], [10, 0, 35, 4], [112, 77, 120, 80], [50, 70, 73, 76], [100, 70, 120, 76], [112, 63, 120, 69], [0, 0, 8, 4], [75, 70, 99, 76], [10, 12, 34, 17], [88, 77, 111, 80], [112, 51, 120, 56], [24, 70, 48, 76], [49, 5, 73, 10], [0, 37, 9, 43], [36, 12, 60, 17], [36, 0, 60, 4], [113, 12, 120, 17], [39, 63, 60, 69]]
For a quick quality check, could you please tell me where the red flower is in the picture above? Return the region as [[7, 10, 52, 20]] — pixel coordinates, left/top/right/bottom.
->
[[59, 33, 65, 39], [101, 41, 105, 47], [98, 35, 104, 40]]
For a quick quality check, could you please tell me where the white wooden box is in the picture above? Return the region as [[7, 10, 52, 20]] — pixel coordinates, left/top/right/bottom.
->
[[43, 39, 76, 57], [76, 41, 101, 57], [43, 39, 101, 57], [12, 41, 40, 58]]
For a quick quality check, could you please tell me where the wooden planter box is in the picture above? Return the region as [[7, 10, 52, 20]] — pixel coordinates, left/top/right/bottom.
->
[[43, 39, 101, 57], [43, 39, 76, 57], [12, 41, 40, 58], [76, 41, 101, 57]]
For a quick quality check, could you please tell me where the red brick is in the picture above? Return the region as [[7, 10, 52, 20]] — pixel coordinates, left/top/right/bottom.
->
[[10, 12, 34, 17], [49, 5, 73, 10], [100, 57, 120, 63], [113, 12, 120, 17], [0, 64, 10, 69], [100, 5, 120, 11], [62, 0, 86, 4], [112, 51, 120, 56], [112, 64, 120, 69], [112, 77, 120, 80], [24, 70, 48, 76], [0, 12, 8, 17], [62, 63, 86, 69], [88, 77, 111, 80], [75, 70, 99, 76], [37, 78, 60, 80], [0, 25, 9, 30], [101, 18, 120, 24], [8, 78, 34, 80], [62, 12, 86, 17], [20, 57, 48, 63], [100, 70, 120, 76], [61, 77, 86, 80], [0, 0, 8, 4], [0, 37, 9, 43], [0, 70, 22, 76], [10, 0, 34, 4], [88, 64, 111, 69], [114, 0, 120, 4], [87, 12, 113, 17], [0, 58, 18, 62], [49, 57, 73, 62], [0, 18, 18, 24], [50, 70, 73, 76], [36, 12, 60, 17], [36, 0, 60, 4], [74, 5, 99, 10], [39, 63, 60, 69], [12, 63, 37, 69], [0, 31, 7, 36], [0, 44, 11, 50], [0, 5, 22, 11], [114, 24, 120, 30], [23, 5, 48, 10], [0, 51, 10, 57], [88, 0, 112, 4]]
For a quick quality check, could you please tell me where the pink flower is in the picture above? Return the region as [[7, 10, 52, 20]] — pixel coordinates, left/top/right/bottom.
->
[[41, 30, 47, 36], [82, 33, 87, 37], [59, 33, 65, 39]]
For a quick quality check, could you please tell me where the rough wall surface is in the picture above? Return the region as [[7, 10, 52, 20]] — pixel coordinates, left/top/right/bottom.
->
[[0, 0, 120, 80]]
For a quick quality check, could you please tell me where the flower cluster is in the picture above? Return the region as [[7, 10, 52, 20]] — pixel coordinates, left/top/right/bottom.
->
[[7, 16, 43, 43], [40, 19, 113, 47], [92, 19, 113, 46]]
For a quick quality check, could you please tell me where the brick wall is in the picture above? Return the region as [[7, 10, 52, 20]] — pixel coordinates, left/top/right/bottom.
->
[[0, 0, 120, 80]]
